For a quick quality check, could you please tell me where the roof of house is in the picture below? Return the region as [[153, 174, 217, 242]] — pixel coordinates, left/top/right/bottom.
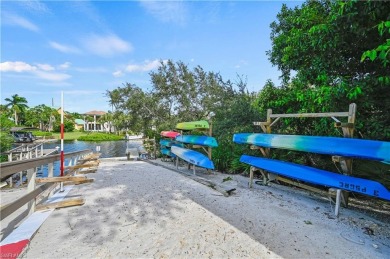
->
[[10, 127, 39, 132], [75, 119, 85, 125], [84, 110, 106, 116]]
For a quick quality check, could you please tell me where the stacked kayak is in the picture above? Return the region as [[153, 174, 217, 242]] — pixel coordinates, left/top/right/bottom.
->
[[160, 131, 182, 158], [171, 146, 214, 170], [175, 135, 218, 148], [159, 120, 218, 170], [176, 120, 209, 131]]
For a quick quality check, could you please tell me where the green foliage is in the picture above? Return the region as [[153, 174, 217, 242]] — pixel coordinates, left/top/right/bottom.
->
[[25, 104, 58, 131], [0, 132, 13, 162], [78, 133, 123, 141], [53, 120, 74, 133], [267, 0, 390, 140], [31, 131, 53, 137], [4, 94, 29, 125]]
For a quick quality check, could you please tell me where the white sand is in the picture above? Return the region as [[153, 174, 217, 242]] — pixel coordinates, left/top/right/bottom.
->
[[21, 159, 389, 258]]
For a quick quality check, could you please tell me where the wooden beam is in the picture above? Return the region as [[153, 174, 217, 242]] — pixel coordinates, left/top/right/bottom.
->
[[334, 122, 354, 128], [270, 111, 349, 118], [36, 176, 86, 183], [63, 178, 94, 185], [35, 197, 85, 211], [65, 163, 99, 170], [77, 168, 97, 174], [275, 176, 329, 197]]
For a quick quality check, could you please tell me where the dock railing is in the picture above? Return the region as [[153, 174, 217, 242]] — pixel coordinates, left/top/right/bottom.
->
[[0, 149, 92, 221]]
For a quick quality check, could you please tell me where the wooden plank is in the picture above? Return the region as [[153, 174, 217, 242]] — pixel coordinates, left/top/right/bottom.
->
[[275, 176, 329, 196], [63, 178, 94, 186], [334, 122, 354, 128], [36, 176, 86, 183], [77, 168, 97, 174], [77, 158, 100, 162], [65, 163, 99, 170], [35, 197, 85, 211], [270, 111, 349, 118], [0, 182, 7, 188]]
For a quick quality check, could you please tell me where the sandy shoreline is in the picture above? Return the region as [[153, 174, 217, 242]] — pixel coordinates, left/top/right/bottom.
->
[[8, 159, 389, 258]]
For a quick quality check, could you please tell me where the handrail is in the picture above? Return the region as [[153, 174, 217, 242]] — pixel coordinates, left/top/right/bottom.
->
[[2, 143, 45, 154], [0, 149, 91, 180], [0, 149, 93, 221]]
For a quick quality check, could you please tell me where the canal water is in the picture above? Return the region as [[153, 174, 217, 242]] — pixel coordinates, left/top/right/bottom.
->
[[34, 140, 142, 178], [42, 139, 142, 158]]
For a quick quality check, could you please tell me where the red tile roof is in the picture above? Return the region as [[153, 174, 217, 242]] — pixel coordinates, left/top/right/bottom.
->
[[84, 110, 107, 116]]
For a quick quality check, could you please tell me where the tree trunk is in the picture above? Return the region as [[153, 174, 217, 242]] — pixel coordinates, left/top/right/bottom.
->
[[14, 110, 18, 125]]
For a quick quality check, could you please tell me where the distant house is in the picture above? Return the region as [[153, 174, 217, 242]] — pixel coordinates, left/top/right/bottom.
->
[[74, 119, 85, 131], [83, 110, 114, 132]]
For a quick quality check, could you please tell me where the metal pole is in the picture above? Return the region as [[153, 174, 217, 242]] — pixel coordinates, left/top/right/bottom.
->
[[60, 91, 64, 192]]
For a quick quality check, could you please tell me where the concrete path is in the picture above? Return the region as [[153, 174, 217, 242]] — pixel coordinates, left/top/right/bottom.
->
[[21, 160, 389, 258]]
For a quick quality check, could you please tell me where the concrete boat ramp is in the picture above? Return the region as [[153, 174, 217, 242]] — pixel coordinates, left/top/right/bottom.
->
[[3, 159, 389, 258]]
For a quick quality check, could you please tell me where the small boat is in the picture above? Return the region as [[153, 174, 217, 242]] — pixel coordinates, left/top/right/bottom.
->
[[240, 155, 390, 201], [171, 146, 214, 169], [176, 120, 209, 131], [160, 139, 172, 147], [161, 148, 176, 157], [233, 133, 390, 162], [175, 135, 218, 147], [160, 131, 180, 138]]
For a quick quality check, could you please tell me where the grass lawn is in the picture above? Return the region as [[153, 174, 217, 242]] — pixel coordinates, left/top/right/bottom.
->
[[52, 131, 89, 140]]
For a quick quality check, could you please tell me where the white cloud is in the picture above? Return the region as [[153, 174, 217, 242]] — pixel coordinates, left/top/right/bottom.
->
[[82, 34, 132, 57], [18, 0, 50, 14], [113, 70, 124, 77], [0, 61, 37, 72], [0, 61, 71, 82], [37, 63, 55, 71], [49, 41, 81, 54], [2, 13, 39, 32], [140, 1, 188, 25], [34, 71, 71, 81], [125, 59, 165, 73], [58, 62, 71, 70]]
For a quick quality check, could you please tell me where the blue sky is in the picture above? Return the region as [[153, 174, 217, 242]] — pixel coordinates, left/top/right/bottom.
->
[[1, 1, 301, 113]]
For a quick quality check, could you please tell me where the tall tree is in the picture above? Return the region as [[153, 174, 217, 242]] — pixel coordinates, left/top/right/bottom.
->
[[266, 0, 390, 140], [4, 94, 29, 126]]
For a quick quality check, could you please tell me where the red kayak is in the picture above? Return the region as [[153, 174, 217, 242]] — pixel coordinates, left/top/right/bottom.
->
[[160, 131, 180, 138]]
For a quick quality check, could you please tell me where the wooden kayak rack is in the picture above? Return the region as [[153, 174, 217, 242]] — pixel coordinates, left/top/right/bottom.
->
[[251, 103, 357, 216]]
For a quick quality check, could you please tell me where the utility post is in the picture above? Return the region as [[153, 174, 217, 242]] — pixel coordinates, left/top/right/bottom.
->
[[207, 112, 215, 160]]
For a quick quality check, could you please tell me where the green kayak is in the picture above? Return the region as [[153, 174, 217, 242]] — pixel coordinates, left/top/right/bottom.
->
[[176, 120, 209, 130]]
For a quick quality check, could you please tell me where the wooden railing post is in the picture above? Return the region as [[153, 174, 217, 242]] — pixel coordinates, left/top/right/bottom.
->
[[27, 168, 36, 215], [48, 163, 54, 178]]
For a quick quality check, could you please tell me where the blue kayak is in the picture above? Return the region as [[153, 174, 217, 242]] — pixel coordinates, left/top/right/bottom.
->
[[171, 146, 214, 169], [240, 155, 390, 201], [175, 135, 218, 148], [233, 133, 390, 162]]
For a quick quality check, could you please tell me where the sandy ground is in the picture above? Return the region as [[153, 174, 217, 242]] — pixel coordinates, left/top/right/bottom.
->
[[14, 158, 390, 258]]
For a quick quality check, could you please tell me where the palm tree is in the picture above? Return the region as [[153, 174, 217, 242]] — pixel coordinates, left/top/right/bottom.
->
[[4, 94, 29, 125]]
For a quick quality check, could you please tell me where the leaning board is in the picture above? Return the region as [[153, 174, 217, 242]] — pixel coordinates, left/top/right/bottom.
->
[[175, 135, 218, 147], [233, 133, 390, 162], [171, 146, 214, 170], [240, 155, 390, 201]]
